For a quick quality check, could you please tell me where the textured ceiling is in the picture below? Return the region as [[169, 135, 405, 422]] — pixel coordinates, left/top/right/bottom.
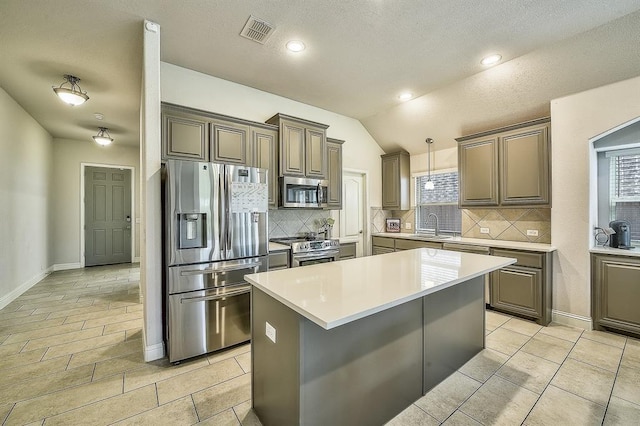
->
[[1, 1, 639, 152]]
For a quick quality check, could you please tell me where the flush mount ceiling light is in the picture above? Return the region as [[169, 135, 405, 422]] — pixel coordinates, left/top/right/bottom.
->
[[93, 127, 113, 146], [52, 74, 89, 106], [398, 92, 413, 101], [481, 54, 502, 66], [424, 138, 435, 190], [286, 40, 306, 52]]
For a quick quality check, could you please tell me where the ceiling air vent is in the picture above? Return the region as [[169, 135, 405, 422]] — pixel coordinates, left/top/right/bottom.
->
[[240, 15, 275, 44]]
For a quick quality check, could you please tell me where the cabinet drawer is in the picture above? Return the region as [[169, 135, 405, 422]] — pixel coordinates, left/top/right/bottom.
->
[[491, 249, 543, 269], [372, 246, 394, 255], [395, 239, 442, 250], [339, 243, 356, 259], [268, 251, 289, 270], [372, 237, 395, 249]]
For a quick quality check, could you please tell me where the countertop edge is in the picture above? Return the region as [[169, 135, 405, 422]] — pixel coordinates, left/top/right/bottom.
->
[[589, 246, 640, 258], [373, 233, 556, 252], [246, 253, 516, 330]]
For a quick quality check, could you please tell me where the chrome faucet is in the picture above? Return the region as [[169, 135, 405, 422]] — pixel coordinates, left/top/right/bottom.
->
[[427, 213, 439, 236]]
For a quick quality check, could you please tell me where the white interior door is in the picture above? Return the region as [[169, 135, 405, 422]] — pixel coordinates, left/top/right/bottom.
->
[[340, 172, 365, 257]]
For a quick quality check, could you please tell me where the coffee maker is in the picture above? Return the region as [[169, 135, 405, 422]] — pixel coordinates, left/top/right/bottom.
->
[[609, 220, 633, 249]]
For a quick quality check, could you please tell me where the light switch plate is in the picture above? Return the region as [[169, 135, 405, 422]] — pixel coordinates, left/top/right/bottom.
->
[[265, 321, 276, 343], [405, 222, 412, 229], [526, 229, 539, 237], [480, 227, 490, 234]]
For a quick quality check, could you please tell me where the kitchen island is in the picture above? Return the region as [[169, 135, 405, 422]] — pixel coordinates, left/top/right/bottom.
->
[[245, 249, 515, 426]]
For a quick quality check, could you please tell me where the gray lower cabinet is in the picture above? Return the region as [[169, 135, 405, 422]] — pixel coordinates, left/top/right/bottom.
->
[[592, 254, 640, 337], [162, 106, 209, 161], [490, 248, 551, 325], [381, 151, 410, 210], [339, 242, 356, 260], [372, 236, 395, 255], [372, 236, 442, 255], [251, 126, 278, 209], [394, 239, 442, 250], [268, 251, 290, 271], [326, 138, 344, 209]]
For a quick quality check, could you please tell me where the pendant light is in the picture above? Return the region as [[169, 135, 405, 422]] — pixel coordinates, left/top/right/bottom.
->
[[52, 74, 89, 106], [424, 138, 435, 190], [93, 127, 113, 146]]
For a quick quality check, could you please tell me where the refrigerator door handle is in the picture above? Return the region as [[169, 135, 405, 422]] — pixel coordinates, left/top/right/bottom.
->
[[217, 166, 225, 256], [180, 286, 252, 303], [179, 261, 262, 276], [226, 169, 232, 252]]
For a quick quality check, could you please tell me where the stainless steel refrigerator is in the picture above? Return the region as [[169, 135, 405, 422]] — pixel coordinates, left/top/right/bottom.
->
[[163, 160, 268, 363]]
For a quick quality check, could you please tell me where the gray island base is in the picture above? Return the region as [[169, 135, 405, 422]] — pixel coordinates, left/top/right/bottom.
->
[[246, 249, 514, 425]]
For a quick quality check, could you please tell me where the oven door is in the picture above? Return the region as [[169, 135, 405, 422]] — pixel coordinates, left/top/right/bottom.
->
[[168, 284, 251, 363], [292, 249, 340, 268]]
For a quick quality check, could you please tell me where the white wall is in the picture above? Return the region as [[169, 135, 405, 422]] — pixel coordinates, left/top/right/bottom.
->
[[0, 88, 53, 308], [551, 75, 640, 326], [51, 138, 140, 267], [160, 62, 385, 206], [141, 20, 164, 361]]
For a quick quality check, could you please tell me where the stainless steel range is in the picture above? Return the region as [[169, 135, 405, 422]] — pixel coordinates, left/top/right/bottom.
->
[[271, 237, 340, 267]]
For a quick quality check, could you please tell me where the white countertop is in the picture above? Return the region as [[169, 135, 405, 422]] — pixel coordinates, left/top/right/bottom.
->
[[590, 245, 640, 257], [373, 232, 556, 253], [268, 242, 290, 252], [245, 249, 515, 330]]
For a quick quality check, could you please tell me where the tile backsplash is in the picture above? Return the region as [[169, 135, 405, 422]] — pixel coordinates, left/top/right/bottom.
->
[[269, 209, 332, 239], [462, 208, 551, 243], [372, 206, 551, 244]]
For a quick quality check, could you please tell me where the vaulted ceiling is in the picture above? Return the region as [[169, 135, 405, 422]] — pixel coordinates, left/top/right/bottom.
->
[[1, 1, 639, 153]]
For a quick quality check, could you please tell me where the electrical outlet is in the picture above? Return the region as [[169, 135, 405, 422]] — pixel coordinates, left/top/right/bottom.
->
[[480, 227, 490, 234], [526, 229, 539, 237], [405, 222, 412, 229], [265, 321, 276, 343]]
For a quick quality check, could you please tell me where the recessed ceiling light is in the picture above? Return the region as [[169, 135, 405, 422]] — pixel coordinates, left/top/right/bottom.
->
[[94, 113, 104, 120], [286, 40, 306, 52], [398, 92, 413, 101], [481, 54, 502, 66]]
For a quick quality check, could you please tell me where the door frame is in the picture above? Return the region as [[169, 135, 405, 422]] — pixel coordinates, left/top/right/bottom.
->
[[80, 162, 136, 267], [341, 168, 370, 256]]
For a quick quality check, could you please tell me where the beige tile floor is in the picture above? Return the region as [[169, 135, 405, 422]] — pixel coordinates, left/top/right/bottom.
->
[[1, 264, 639, 425]]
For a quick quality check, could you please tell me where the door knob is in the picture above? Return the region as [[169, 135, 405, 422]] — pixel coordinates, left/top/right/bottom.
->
[[359, 230, 363, 234]]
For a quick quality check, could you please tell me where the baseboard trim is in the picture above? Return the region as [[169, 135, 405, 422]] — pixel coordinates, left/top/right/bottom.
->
[[552, 310, 592, 330], [0, 267, 53, 310], [144, 342, 165, 362], [53, 262, 82, 271]]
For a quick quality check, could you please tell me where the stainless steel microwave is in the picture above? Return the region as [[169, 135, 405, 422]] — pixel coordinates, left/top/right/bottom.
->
[[279, 176, 328, 208]]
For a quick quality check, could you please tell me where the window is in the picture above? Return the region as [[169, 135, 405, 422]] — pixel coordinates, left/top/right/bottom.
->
[[608, 150, 640, 243], [415, 171, 461, 234]]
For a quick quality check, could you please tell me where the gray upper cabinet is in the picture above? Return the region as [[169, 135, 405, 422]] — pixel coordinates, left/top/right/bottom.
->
[[210, 119, 251, 166], [458, 137, 499, 206], [266, 113, 329, 179], [162, 106, 209, 161], [251, 125, 279, 209], [326, 138, 344, 209], [381, 151, 410, 210], [456, 118, 551, 208], [500, 123, 550, 205]]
